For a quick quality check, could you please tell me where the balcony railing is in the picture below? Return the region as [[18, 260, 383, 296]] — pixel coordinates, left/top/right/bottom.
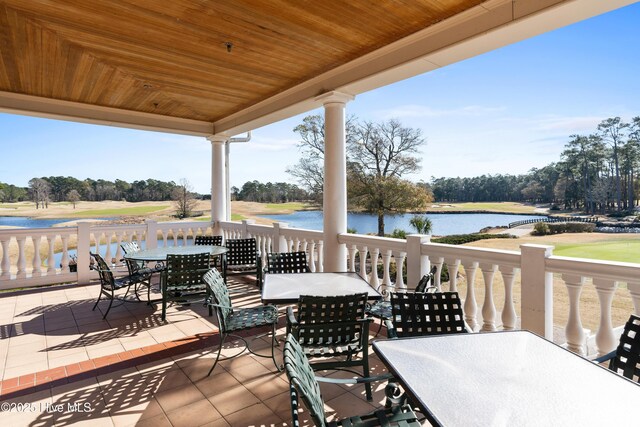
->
[[1, 218, 638, 358]]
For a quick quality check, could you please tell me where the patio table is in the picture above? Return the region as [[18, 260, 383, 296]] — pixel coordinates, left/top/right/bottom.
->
[[261, 272, 381, 304], [122, 244, 227, 262], [373, 330, 640, 427]]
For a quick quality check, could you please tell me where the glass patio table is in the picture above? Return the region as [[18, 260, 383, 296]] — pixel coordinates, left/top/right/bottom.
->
[[261, 272, 381, 304], [373, 330, 640, 427], [122, 245, 227, 262]]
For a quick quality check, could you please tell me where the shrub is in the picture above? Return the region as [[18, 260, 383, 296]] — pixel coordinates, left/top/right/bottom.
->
[[533, 222, 550, 236], [389, 229, 407, 239], [548, 222, 595, 234], [431, 233, 515, 245]]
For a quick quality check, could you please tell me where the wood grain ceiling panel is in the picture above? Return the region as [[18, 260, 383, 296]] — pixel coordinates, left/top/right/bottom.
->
[[0, 0, 484, 123]]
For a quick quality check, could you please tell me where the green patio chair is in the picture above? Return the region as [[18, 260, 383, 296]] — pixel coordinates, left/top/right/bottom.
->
[[194, 234, 224, 268], [203, 268, 279, 375], [286, 292, 374, 400], [223, 238, 262, 288], [160, 252, 212, 321], [283, 334, 420, 427], [595, 314, 640, 383]]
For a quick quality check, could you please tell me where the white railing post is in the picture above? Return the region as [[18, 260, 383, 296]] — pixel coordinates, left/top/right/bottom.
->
[[500, 266, 519, 331], [1, 236, 11, 278], [462, 261, 479, 331], [520, 244, 554, 340], [563, 274, 586, 355], [406, 234, 428, 290], [593, 278, 618, 357], [241, 219, 255, 238], [479, 263, 498, 332], [272, 222, 288, 253], [146, 220, 158, 249], [77, 222, 92, 285]]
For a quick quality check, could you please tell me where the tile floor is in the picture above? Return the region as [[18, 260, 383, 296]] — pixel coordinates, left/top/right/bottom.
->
[[0, 275, 411, 426]]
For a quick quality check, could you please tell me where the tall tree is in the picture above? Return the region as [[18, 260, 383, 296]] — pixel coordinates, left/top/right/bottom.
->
[[172, 179, 198, 219], [598, 117, 630, 210], [67, 189, 81, 208], [348, 119, 430, 235], [28, 178, 51, 209]]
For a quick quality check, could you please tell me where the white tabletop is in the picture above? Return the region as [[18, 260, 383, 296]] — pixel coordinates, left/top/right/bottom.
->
[[261, 272, 381, 304], [123, 245, 227, 262], [373, 331, 640, 427]]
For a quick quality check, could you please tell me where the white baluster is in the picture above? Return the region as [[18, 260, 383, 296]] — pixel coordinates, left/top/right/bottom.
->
[[433, 257, 444, 291], [16, 236, 27, 278], [60, 235, 70, 270], [445, 259, 460, 292], [308, 241, 317, 272], [104, 231, 113, 265], [394, 251, 407, 290], [1, 237, 11, 278], [115, 232, 123, 261], [563, 274, 586, 355], [369, 248, 380, 289], [628, 281, 640, 315], [32, 235, 43, 276], [162, 230, 169, 247], [348, 245, 357, 272], [47, 235, 56, 272], [593, 278, 619, 357], [462, 261, 479, 331], [357, 246, 368, 280], [316, 240, 324, 272], [500, 266, 518, 331], [381, 250, 392, 289], [480, 263, 498, 332]]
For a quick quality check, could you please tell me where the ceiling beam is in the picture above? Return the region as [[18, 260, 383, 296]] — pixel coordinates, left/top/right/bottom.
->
[[0, 91, 213, 136]]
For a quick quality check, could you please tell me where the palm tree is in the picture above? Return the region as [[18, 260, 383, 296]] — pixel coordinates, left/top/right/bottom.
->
[[409, 215, 432, 234]]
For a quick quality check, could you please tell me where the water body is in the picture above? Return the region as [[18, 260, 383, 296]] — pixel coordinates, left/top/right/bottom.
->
[[259, 211, 547, 235], [0, 216, 83, 228]]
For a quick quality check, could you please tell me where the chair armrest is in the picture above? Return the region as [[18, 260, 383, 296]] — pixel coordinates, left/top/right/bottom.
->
[[384, 319, 398, 339], [594, 350, 617, 364], [316, 372, 395, 385], [286, 306, 298, 326]]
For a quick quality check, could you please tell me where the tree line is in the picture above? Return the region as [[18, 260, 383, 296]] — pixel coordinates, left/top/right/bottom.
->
[[231, 181, 309, 203], [431, 116, 640, 213], [0, 177, 199, 206]]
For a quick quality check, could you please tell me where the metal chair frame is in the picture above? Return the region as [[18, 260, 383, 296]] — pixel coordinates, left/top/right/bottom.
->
[[595, 314, 640, 383], [120, 241, 164, 304], [160, 252, 212, 321], [203, 268, 280, 375], [286, 292, 374, 400], [90, 252, 144, 319], [223, 238, 262, 287]]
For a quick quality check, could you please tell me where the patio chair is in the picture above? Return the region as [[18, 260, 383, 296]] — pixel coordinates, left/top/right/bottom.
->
[[194, 234, 224, 268], [223, 238, 262, 287], [160, 252, 212, 321], [266, 251, 311, 274], [90, 252, 144, 319], [595, 314, 640, 383], [386, 291, 469, 338], [366, 265, 438, 336], [120, 242, 164, 304], [286, 292, 374, 400], [203, 268, 279, 375], [283, 334, 421, 427]]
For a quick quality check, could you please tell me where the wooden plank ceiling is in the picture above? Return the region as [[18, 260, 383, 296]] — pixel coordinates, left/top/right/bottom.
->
[[0, 0, 484, 124]]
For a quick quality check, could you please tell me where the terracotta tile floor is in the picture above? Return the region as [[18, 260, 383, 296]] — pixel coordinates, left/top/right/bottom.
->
[[0, 275, 410, 426]]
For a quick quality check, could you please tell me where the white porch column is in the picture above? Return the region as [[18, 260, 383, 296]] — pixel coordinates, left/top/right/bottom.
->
[[208, 135, 228, 235], [317, 91, 354, 272]]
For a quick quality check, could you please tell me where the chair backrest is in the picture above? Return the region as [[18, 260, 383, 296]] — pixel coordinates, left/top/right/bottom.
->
[[90, 252, 116, 290], [225, 238, 258, 266], [414, 265, 439, 293], [203, 268, 233, 332], [389, 291, 467, 338], [267, 251, 309, 274], [608, 314, 640, 383], [283, 334, 329, 427], [164, 252, 210, 287], [120, 241, 141, 254], [295, 293, 368, 347], [195, 235, 223, 246]]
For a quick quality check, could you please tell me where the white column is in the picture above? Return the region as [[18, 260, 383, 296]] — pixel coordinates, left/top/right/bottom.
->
[[208, 135, 228, 235], [317, 91, 353, 272], [520, 244, 554, 339]]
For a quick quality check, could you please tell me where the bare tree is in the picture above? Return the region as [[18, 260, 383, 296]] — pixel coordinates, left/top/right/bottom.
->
[[598, 117, 629, 210], [28, 178, 51, 209], [172, 179, 198, 219], [67, 189, 81, 209]]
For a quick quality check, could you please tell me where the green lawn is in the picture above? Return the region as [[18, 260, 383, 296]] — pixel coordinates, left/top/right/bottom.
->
[[554, 240, 640, 263], [231, 213, 246, 221], [432, 202, 538, 213], [71, 205, 170, 216]]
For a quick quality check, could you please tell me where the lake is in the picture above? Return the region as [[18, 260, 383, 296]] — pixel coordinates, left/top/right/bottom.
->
[[0, 216, 113, 228], [259, 211, 547, 235]]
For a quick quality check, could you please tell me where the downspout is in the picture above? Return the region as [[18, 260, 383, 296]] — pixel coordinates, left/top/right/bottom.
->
[[226, 132, 251, 220]]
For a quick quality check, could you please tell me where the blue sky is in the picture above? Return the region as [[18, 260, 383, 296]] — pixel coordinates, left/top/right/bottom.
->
[[1, 3, 639, 194]]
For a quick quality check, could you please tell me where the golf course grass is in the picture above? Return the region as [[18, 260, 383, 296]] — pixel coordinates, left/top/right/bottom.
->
[[554, 240, 640, 263], [71, 205, 170, 216]]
